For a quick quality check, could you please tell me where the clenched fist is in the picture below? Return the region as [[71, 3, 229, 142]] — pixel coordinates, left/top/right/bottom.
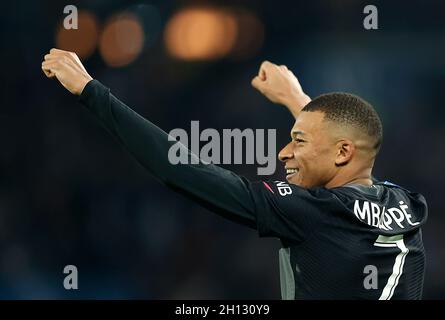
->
[[42, 48, 93, 95], [251, 61, 311, 118]]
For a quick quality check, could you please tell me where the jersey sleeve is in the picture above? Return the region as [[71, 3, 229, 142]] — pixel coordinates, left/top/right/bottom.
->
[[78, 80, 333, 241], [250, 180, 336, 241], [79, 80, 259, 229]]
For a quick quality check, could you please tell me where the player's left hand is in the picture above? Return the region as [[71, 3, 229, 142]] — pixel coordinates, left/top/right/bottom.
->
[[251, 61, 311, 117], [41, 48, 93, 95]]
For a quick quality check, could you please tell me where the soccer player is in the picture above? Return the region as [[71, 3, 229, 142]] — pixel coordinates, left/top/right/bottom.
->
[[42, 49, 427, 299]]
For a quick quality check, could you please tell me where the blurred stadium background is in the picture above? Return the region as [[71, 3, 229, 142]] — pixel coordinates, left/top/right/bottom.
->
[[0, 0, 444, 298]]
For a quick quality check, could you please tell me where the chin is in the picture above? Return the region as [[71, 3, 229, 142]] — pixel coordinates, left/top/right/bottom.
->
[[286, 176, 301, 186]]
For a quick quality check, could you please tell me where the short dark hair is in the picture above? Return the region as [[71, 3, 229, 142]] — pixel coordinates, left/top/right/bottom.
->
[[301, 92, 383, 152]]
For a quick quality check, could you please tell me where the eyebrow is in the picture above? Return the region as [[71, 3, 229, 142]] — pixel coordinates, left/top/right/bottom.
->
[[291, 130, 305, 139]]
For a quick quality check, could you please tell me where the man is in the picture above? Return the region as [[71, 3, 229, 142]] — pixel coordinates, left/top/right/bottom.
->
[[42, 49, 427, 299]]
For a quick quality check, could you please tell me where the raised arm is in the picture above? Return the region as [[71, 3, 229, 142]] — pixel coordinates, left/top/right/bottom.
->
[[251, 61, 311, 119], [41, 49, 258, 229]]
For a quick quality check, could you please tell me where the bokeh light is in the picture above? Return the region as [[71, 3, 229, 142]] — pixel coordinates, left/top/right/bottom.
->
[[99, 13, 145, 67], [55, 10, 99, 60], [164, 7, 238, 61]]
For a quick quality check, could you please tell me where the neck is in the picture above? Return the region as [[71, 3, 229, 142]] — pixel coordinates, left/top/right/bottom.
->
[[324, 167, 373, 189]]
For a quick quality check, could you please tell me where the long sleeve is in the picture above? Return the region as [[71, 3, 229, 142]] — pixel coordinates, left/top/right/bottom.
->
[[78, 80, 258, 229]]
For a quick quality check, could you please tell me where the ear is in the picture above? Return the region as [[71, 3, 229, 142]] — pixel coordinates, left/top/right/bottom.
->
[[335, 140, 355, 166]]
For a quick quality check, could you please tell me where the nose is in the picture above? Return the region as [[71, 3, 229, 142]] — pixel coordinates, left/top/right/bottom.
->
[[278, 142, 294, 163]]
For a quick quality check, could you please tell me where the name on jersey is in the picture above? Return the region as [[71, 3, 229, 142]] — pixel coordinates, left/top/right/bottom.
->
[[353, 200, 419, 230]]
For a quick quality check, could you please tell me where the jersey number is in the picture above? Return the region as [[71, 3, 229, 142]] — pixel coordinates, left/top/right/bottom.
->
[[373, 234, 409, 300]]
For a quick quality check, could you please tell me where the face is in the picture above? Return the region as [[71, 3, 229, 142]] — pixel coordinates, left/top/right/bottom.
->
[[278, 111, 340, 188]]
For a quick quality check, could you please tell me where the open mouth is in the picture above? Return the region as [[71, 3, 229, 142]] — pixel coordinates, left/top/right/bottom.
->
[[286, 168, 299, 179]]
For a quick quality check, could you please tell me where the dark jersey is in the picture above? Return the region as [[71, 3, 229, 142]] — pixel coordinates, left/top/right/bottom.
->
[[79, 80, 428, 300], [251, 180, 427, 299]]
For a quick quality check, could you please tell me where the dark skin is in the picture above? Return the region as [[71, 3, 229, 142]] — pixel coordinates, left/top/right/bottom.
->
[[278, 111, 375, 189]]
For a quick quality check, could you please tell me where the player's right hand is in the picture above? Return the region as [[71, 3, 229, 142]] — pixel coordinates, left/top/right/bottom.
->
[[41, 48, 93, 96], [251, 61, 311, 117]]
